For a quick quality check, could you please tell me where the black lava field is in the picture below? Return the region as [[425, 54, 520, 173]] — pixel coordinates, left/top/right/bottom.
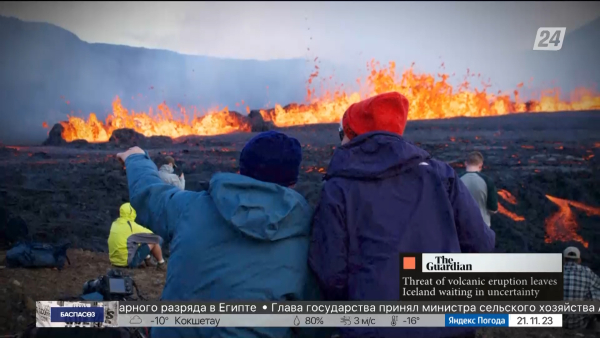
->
[[1, 111, 600, 271]]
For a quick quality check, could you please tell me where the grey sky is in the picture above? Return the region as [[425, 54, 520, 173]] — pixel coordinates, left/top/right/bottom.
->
[[1, 1, 599, 88]]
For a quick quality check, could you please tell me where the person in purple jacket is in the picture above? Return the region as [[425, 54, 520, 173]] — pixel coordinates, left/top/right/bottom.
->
[[309, 92, 496, 338]]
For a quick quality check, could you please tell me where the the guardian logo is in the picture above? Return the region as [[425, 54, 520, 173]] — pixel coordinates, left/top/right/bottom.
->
[[426, 256, 473, 271]]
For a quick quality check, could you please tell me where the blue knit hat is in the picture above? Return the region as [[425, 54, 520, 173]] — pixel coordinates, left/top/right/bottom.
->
[[239, 131, 302, 186]]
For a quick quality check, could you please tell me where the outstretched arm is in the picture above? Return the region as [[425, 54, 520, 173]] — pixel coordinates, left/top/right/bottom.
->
[[308, 180, 349, 301], [118, 147, 189, 243], [448, 170, 496, 253]]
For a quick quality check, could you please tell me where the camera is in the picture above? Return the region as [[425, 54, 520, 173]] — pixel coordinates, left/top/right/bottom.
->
[[83, 269, 135, 300]]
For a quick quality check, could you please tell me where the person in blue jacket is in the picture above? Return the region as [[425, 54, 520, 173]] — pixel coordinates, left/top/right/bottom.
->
[[116, 131, 314, 338], [309, 92, 496, 338]]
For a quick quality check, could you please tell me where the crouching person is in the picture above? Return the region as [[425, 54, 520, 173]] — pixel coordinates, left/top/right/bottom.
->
[[108, 202, 166, 270], [117, 131, 316, 338]]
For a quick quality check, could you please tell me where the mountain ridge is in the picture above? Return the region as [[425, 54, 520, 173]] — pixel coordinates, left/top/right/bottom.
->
[[0, 15, 334, 144], [0, 15, 598, 145]]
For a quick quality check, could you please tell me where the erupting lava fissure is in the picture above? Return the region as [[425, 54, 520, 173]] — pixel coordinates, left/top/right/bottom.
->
[[544, 195, 600, 249], [45, 60, 600, 143], [497, 189, 525, 221]]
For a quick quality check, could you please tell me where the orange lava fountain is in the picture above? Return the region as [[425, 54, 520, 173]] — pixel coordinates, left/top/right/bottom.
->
[[497, 189, 525, 221], [544, 195, 600, 248], [45, 60, 600, 143], [55, 99, 252, 143]]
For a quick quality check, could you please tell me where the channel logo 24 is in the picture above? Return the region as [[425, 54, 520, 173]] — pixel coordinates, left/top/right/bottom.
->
[[533, 27, 566, 51]]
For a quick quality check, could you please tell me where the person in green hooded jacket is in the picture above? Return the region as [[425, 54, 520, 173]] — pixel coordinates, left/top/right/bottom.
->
[[107, 202, 165, 270]]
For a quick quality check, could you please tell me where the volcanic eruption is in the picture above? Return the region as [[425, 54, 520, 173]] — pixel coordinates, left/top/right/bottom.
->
[[44, 60, 600, 143], [32, 59, 600, 254]]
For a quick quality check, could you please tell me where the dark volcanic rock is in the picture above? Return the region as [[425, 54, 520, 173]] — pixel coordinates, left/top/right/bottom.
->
[[185, 178, 210, 192], [108, 129, 173, 149], [294, 181, 323, 208], [248, 110, 274, 132], [42, 123, 173, 148], [0, 146, 17, 157], [0, 207, 29, 247], [32, 152, 51, 159], [108, 128, 146, 146], [43, 123, 66, 146], [4, 111, 600, 274], [69, 139, 89, 147], [146, 136, 173, 148]]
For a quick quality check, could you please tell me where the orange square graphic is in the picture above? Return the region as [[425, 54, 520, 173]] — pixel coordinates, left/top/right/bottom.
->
[[403, 256, 416, 270]]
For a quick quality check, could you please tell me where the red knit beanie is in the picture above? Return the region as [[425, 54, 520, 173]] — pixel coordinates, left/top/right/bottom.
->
[[342, 92, 409, 140]]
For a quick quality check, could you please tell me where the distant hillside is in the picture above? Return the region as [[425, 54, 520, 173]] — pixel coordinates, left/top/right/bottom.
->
[[0, 16, 334, 145], [0, 15, 598, 145]]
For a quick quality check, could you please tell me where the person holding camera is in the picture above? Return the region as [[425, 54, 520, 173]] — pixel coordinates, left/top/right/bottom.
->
[[157, 155, 185, 190], [108, 202, 166, 270]]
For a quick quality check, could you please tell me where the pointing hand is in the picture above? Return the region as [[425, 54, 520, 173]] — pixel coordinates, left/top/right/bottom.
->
[[117, 146, 145, 165]]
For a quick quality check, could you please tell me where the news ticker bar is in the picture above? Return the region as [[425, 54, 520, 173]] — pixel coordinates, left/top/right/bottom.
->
[[119, 301, 599, 314], [117, 314, 563, 328], [38, 308, 565, 328], [35, 301, 589, 328]]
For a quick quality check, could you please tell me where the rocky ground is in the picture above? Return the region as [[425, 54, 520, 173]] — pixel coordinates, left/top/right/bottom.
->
[[0, 249, 164, 335], [1, 111, 600, 337]]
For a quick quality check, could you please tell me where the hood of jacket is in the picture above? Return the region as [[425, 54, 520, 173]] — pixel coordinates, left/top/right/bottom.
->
[[209, 172, 312, 241], [326, 131, 431, 180], [119, 203, 137, 221], [159, 164, 174, 174]]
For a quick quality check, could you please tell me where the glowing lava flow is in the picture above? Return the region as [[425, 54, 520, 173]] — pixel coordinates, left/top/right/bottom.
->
[[498, 189, 518, 205], [497, 204, 525, 222], [544, 195, 600, 248], [45, 60, 600, 142], [497, 189, 525, 221]]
